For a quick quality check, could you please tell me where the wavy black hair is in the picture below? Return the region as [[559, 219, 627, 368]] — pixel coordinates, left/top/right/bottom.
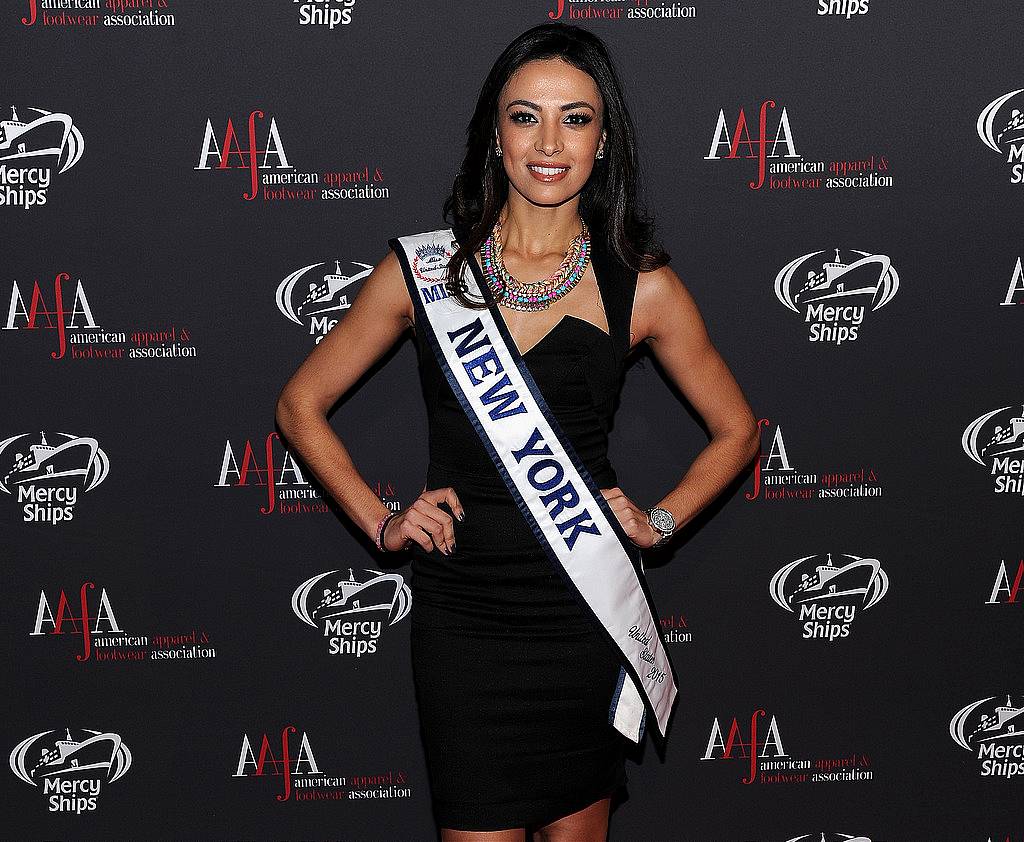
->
[[441, 21, 669, 309]]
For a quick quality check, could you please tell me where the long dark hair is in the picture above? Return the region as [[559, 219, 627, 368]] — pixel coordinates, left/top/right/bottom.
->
[[442, 22, 669, 309]]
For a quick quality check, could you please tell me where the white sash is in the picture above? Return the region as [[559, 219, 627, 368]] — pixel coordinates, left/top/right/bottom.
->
[[389, 228, 678, 744]]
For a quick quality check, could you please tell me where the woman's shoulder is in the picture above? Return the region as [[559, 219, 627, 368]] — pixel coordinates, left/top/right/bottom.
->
[[635, 257, 686, 306]]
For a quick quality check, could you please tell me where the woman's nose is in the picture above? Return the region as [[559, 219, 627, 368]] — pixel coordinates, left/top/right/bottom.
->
[[536, 122, 562, 155]]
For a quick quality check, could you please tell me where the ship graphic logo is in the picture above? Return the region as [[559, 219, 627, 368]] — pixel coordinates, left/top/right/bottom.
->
[[977, 89, 1024, 155], [783, 835, 873, 842], [770, 553, 888, 611], [950, 695, 1024, 752], [275, 260, 374, 326], [9, 727, 132, 787], [963, 405, 1024, 463], [775, 249, 899, 314], [0, 431, 109, 494], [291, 567, 411, 628], [0, 105, 85, 174], [412, 241, 452, 284]]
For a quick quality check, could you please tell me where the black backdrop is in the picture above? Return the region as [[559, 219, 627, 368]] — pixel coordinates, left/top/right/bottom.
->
[[3, 1, 1021, 840]]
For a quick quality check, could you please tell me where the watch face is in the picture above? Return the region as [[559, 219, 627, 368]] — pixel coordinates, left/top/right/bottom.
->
[[649, 507, 674, 533]]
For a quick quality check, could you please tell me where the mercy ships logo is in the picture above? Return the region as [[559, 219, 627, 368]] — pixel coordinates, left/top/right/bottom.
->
[[275, 259, 373, 344], [779, 836, 873, 842], [0, 431, 109, 524], [0, 105, 84, 209], [976, 90, 1024, 183], [291, 568, 411, 657], [961, 405, 1024, 495], [770, 553, 888, 640], [293, 0, 357, 28], [949, 695, 1024, 778], [9, 728, 132, 813], [774, 249, 899, 344]]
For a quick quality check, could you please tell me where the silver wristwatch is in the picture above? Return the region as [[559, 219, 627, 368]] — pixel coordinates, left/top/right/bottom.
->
[[645, 506, 675, 547]]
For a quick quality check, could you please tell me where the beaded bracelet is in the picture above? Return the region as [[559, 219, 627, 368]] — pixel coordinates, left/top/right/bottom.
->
[[374, 510, 406, 552]]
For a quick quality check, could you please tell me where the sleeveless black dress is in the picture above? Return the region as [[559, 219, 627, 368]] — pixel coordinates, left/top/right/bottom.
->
[[403, 234, 642, 831]]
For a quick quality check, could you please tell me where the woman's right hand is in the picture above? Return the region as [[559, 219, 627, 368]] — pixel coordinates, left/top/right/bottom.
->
[[382, 486, 464, 554]]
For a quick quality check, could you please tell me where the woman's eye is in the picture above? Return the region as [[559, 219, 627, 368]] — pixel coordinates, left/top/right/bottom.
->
[[508, 111, 592, 126]]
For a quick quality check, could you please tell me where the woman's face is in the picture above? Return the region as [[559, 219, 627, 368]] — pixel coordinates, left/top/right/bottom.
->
[[496, 57, 606, 208]]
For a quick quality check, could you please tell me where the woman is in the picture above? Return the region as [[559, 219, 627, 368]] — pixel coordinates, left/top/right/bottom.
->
[[276, 22, 759, 842]]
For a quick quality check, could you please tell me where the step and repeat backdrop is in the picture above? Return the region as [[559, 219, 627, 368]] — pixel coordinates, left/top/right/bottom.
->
[[3, 1, 1020, 840]]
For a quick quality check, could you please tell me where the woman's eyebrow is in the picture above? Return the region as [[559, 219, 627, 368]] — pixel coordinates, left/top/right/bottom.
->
[[505, 99, 597, 112]]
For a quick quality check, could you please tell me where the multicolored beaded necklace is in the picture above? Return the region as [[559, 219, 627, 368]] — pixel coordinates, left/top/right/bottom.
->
[[480, 217, 591, 312]]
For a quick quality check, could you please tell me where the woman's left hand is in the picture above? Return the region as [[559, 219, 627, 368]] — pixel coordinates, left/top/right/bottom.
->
[[599, 486, 661, 548]]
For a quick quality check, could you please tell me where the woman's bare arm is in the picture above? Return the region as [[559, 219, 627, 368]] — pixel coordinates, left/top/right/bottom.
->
[[629, 262, 760, 533], [275, 248, 414, 540]]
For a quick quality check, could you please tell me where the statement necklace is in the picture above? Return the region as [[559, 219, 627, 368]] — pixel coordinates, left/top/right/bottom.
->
[[480, 218, 591, 312]]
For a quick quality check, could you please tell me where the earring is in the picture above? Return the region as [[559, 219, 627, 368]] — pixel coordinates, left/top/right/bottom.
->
[[496, 145, 503, 157], [596, 149, 604, 159]]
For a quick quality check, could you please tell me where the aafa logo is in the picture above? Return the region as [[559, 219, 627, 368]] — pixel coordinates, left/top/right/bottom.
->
[[4, 272, 99, 362], [702, 710, 788, 783], [31, 582, 121, 660], [987, 559, 1023, 604], [705, 100, 799, 189], [703, 709, 874, 786], [234, 725, 411, 802], [746, 418, 883, 502], [1000, 257, 1024, 305], [215, 432, 328, 515], [195, 110, 290, 200], [30, 581, 217, 663], [235, 726, 320, 801]]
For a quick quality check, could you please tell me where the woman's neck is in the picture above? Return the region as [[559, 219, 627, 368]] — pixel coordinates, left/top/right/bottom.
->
[[497, 194, 584, 260]]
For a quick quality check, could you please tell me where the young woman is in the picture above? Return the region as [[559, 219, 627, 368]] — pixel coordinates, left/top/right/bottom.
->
[[276, 22, 759, 842]]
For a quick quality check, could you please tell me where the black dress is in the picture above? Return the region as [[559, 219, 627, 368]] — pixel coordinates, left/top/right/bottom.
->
[[404, 234, 643, 831]]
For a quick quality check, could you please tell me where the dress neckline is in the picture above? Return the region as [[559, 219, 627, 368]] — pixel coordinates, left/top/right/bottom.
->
[[467, 235, 613, 359]]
